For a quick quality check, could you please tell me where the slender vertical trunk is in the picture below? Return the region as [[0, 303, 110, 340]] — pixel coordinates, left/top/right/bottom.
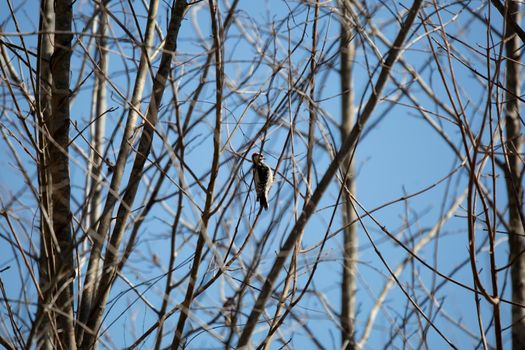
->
[[35, 0, 54, 348], [339, 1, 357, 348], [49, 0, 76, 348], [78, 7, 108, 342], [504, 2, 525, 349], [88, 3, 108, 251]]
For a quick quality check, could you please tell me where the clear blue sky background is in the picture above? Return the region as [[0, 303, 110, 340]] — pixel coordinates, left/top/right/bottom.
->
[[0, 0, 517, 349]]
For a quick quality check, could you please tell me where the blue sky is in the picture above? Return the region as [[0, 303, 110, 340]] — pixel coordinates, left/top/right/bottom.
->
[[0, 0, 519, 349]]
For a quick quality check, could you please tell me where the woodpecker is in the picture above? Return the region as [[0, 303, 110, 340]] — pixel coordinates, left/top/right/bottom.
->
[[252, 152, 273, 210]]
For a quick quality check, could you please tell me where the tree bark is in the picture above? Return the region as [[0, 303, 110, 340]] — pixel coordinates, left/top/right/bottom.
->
[[339, 1, 357, 348], [76, 5, 108, 344], [49, 0, 76, 348], [34, 0, 55, 348], [88, 2, 108, 257], [504, 2, 525, 349]]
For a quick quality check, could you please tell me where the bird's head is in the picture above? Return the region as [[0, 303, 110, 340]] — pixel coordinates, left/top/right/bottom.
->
[[252, 152, 264, 164]]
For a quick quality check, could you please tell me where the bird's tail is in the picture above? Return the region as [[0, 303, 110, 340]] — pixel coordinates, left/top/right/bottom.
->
[[260, 195, 268, 210]]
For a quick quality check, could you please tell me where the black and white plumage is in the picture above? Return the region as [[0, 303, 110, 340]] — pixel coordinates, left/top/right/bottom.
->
[[252, 152, 273, 210]]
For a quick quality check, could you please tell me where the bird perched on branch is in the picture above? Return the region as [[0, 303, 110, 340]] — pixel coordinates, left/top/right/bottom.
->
[[252, 152, 273, 210]]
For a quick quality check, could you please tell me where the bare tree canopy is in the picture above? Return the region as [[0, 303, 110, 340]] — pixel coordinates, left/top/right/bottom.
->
[[0, 0, 524, 349]]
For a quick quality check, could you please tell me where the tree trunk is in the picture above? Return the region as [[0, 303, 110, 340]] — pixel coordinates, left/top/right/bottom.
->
[[88, 2, 108, 258], [48, 0, 76, 348], [35, 0, 54, 348], [77, 6, 108, 343], [339, 1, 357, 348], [504, 2, 525, 349]]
